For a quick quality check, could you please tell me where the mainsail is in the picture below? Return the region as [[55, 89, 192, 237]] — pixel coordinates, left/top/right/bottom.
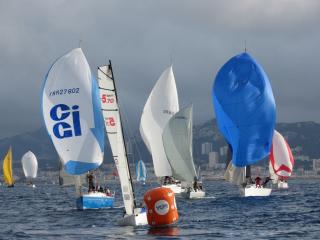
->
[[162, 105, 197, 184], [140, 66, 179, 177], [270, 130, 294, 179], [21, 151, 38, 179], [136, 160, 147, 182], [97, 61, 135, 215], [212, 52, 276, 168], [42, 48, 104, 175], [3, 147, 14, 186]]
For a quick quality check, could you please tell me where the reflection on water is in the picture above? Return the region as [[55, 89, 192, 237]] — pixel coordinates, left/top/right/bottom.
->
[[148, 226, 180, 236]]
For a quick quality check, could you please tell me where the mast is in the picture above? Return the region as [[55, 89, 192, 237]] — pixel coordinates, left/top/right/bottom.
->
[[108, 60, 137, 209]]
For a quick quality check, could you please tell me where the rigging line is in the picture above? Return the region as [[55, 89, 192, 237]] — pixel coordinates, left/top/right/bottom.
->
[[118, 98, 143, 166]]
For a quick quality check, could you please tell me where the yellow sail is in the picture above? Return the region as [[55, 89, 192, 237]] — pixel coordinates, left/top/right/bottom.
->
[[3, 147, 14, 186]]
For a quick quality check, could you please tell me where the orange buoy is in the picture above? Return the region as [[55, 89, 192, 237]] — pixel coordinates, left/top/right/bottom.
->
[[144, 187, 179, 226]]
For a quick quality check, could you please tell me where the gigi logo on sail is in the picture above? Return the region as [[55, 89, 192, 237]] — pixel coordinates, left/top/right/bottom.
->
[[50, 104, 82, 139]]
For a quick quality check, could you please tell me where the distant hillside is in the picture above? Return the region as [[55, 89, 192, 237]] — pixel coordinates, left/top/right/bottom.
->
[[1, 120, 319, 171]]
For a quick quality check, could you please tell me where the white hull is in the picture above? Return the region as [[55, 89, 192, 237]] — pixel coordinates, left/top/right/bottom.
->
[[241, 185, 272, 197], [182, 189, 206, 199], [162, 183, 183, 194], [277, 181, 288, 189], [118, 208, 148, 226]]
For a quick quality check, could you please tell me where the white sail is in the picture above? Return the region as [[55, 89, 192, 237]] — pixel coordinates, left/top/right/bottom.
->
[[42, 48, 105, 175], [224, 162, 246, 186], [162, 105, 197, 184], [97, 63, 135, 215], [270, 130, 294, 178], [21, 151, 38, 179], [136, 160, 147, 182], [268, 160, 279, 184], [140, 66, 179, 177]]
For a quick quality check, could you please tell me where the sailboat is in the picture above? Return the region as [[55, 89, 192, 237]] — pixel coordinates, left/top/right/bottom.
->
[[2, 147, 14, 188], [42, 48, 114, 209], [136, 160, 147, 184], [97, 61, 147, 226], [140, 66, 182, 194], [162, 104, 205, 199], [213, 52, 276, 197], [21, 151, 38, 188], [269, 130, 294, 189]]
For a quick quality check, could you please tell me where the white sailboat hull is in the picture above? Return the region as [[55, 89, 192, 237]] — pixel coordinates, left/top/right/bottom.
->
[[182, 189, 206, 199], [241, 185, 272, 197], [277, 181, 288, 189], [162, 183, 183, 194], [118, 208, 148, 226]]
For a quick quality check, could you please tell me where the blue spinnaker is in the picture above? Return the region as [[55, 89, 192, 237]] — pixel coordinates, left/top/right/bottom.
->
[[212, 52, 276, 167]]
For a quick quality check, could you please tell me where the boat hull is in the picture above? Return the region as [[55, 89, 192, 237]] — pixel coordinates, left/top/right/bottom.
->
[[76, 192, 114, 210], [118, 208, 148, 226], [182, 189, 206, 199], [278, 181, 288, 189], [162, 184, 183, 194], [241, 185, 272, 197]]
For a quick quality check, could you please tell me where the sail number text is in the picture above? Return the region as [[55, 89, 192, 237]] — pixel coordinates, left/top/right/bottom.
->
[[101, 94, 115, 104], [49, 88, 80, 96]]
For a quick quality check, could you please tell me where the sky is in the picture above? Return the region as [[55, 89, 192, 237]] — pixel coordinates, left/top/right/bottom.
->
[[0, 0, 320, 139]]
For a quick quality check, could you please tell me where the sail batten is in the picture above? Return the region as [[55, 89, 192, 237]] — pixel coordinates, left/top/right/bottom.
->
[[140, 66, 179, 177], [97, 62, 135, 215], [162, 105, 197, 184]]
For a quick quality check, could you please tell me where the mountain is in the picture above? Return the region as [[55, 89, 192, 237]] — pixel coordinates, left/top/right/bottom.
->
[[0, 120, 319, 171]]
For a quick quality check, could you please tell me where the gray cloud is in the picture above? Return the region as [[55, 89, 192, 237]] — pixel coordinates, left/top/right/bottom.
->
[[1, 0, 320, 138]]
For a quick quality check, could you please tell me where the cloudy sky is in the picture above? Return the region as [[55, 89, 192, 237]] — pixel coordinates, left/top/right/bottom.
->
[[0, 0, 319, 138]]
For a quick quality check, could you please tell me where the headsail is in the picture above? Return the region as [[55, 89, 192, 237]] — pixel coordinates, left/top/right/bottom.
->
[[140, 66, 179, 177], [58, 158, 86, 186], [97, 62, 135, 215], [3, 147, 14, 186], [42, 48, 104, 175], [136, 160, 147, 182], [270, 130, 294, 178], [212, 52, 276, 167], [21, 151, 38, 179], [162, 105, 197, 184]]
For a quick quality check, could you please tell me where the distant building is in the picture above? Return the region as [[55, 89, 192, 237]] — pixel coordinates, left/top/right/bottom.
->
[[219, 146, 228, 157], [208, 151, 219, 169], [201, 142, 212, 155], [313, 159, 320, 171]]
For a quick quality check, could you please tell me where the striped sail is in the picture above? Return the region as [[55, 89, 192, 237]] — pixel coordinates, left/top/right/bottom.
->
[[136, 160, 147, 182], [140, 66, 179, 177], [42, 48, 104, 175], [270, 130, 294, 178], [97, 62, 135, 215]]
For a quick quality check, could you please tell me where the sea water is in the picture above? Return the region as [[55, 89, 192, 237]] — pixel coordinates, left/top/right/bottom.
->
[[0, 179, 319, 239]]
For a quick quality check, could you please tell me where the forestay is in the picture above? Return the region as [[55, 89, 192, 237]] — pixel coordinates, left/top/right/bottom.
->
[[21, 151, 38, 179], [42, 48, 104, 175], [212, 52, 276, 167], [162, 105, 197, 184], [97, 63, 135, 215], [270, 130, 294, 178], [140, 66, 179, 177]]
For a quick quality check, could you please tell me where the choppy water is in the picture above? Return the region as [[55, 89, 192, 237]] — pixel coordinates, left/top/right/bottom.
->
[[0, 179, 319, 239]]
